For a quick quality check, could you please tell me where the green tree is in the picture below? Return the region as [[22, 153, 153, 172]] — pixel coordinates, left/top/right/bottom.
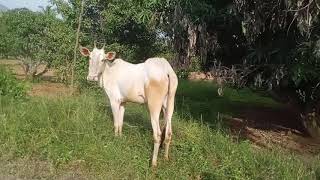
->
[[52, 0, 160, 61], [0, 8, 75, 80]]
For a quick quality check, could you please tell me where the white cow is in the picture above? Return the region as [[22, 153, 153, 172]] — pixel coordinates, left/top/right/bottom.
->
[[80, 46, 178, 167]]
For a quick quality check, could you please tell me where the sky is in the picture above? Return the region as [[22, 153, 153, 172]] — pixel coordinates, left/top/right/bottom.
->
[[0, 0, 50, 11]]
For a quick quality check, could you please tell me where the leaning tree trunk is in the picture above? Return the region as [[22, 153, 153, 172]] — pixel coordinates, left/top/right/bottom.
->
[[171, 3, 219, 70], [19, 58, 49, 80], [302, 102, 320, 139]]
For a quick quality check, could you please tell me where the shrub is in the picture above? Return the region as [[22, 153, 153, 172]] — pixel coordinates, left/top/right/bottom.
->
[[176, 69, 190, 79], [0, 66, 27, 98]]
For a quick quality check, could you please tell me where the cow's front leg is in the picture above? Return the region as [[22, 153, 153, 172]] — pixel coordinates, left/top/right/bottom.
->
[[110, 101, 121, 136], [118, 104, 125, 136]]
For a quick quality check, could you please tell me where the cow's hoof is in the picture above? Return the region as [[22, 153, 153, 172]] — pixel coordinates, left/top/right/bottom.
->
[[164, 155, 169, 161], [151, 161, 157, 169]]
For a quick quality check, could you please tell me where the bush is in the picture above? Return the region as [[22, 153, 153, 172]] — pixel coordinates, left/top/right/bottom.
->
[[0, 66, 27, 98], [176, 69, 190, 79]]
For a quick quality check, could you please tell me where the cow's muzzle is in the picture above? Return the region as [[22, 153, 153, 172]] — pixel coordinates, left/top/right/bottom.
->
[[87, 76, 98, 81]]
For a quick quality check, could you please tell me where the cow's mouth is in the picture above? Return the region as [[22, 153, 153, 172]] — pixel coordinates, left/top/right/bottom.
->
[[87, 75, 98, 81]]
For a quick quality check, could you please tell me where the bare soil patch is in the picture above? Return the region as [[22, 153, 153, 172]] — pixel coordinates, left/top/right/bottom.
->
[[0, 59, 56, 80], [188, 71, 214, 81], [227, 106, 320, 155], [1, 59, 70, 97], [28, 82, 71, 97]]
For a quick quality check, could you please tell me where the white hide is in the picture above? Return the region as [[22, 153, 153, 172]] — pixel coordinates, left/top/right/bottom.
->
[[80, 47, 178, 167], [100, 57, 174, 104]]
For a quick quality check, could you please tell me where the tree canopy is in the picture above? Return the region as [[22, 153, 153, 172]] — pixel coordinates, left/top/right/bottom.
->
[[0, 8, 74, 79]]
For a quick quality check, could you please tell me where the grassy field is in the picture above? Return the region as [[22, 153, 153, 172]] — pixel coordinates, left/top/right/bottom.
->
[[0, 80, 319, 179]]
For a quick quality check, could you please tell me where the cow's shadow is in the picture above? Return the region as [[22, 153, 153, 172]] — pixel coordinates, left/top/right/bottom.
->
[[103, 103, 152, 133]]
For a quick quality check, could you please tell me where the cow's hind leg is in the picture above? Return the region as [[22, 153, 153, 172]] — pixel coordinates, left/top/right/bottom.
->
[[149, 101, 162, 167], [159, 93, 174, 160], [163, 105, 173, 160], [146, 80, 168, 167], [160, 96, 167, 147], [163, 91, 175, 160]]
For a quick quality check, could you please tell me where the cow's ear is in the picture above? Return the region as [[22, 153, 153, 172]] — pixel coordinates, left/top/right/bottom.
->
[[105, 51, 116, 61], [80, 46, 90, 57]]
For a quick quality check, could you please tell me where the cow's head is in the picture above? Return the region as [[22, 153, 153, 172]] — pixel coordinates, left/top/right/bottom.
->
[[80, 46, 116, 81]]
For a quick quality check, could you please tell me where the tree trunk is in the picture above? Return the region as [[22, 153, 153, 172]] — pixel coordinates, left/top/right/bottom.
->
[[302, 102, 320, 139], [19, 59, 49, 80], [171, 3, 219, 70], [71, 0, 85, 89]]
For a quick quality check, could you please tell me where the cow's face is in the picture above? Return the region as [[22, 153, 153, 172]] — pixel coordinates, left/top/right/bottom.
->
[[80, 46, 116, 81]]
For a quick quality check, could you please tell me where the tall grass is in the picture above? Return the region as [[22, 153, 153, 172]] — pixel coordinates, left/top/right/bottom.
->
[[0, 81, 319, 179]]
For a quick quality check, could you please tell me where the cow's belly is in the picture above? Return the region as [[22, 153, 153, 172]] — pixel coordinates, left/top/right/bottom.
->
[[121, 84, 146, 104], [126, 94, 146, 104]]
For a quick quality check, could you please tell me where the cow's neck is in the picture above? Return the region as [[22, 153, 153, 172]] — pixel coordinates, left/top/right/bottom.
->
[[98, 58, 129, 88], [98, 61, 109, 88]]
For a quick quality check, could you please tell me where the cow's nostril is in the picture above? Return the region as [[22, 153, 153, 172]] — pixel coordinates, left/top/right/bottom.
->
[[87, 76, 97, 81]]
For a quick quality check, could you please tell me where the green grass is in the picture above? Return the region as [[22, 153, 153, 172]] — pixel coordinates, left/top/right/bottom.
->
[[176, 80, 280, 127], [0, 80, 319, 179]]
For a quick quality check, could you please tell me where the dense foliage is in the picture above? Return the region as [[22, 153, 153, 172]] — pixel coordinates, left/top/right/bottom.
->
[[52, 0, 161, 61], [0, 8, 74, 80], [232, 0, 320, 134]]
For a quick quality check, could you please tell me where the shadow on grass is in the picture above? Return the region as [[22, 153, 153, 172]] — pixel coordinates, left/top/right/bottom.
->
[[175, 80, 308, 134], [175, 80, 258, 125]]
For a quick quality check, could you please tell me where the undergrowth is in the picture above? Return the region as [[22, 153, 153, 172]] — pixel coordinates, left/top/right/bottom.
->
[[0, 66, 27, 99]]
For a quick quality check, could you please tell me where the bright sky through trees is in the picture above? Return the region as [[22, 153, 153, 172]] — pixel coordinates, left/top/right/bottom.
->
[[0, 0, 50, 11]]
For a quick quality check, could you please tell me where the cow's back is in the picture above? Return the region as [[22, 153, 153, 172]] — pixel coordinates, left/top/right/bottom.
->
[[144, 58, 173, 82]]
